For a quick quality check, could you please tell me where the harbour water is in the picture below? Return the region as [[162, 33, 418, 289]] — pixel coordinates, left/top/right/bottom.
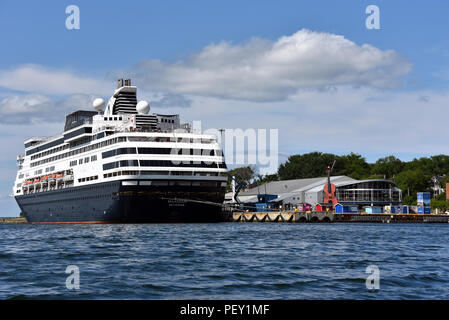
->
[[0, 223, 448, 299]]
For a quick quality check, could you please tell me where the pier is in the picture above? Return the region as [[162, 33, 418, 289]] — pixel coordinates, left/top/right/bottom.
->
[[223, 211, 449, 223], [3, 213, 449, 224], [0, 217, 27, 224]]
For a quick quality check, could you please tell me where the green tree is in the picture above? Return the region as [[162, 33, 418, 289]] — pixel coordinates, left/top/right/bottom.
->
[[371, 156, 404, 179], [227, 166, 256, 191], [337, 153, 371, 179], [251, 173, 279, 188], [277, 152, 338, 180], [431, 199, 449, 212], [439, 175, 449, 189], [277, 152, 371, 180], [394, 169, 431, 200], [430, 155, 449, 175], [401, 194, 416, 206], [404, 157, 436, 175]]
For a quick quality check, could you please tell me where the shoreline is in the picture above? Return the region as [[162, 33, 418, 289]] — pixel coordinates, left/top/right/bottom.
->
[[1, 212, 449, 224]]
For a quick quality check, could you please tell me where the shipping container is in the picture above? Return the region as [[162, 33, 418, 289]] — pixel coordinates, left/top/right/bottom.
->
[[417, 207, 431, 214], [335, 204, 358, 213], [391, 205, 403, 214], [364, 206, 383, 214]]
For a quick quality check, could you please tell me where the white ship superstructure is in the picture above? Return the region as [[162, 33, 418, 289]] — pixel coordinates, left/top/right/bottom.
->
[[13, 79, 227, 223]]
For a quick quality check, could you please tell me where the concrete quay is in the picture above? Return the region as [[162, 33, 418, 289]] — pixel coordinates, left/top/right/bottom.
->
[[222, 211, 449, 223]]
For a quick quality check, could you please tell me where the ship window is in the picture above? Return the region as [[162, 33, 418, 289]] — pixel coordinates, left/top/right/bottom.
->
[[138, 147, 172, 155], [79, 158, 83, 164], [119, 160, 139, 167], [85, 157, 89, 163], [102, 148, 137, 159]]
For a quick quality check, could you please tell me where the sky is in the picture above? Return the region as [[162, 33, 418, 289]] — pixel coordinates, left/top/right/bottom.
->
[[1, 0, 449, 216]]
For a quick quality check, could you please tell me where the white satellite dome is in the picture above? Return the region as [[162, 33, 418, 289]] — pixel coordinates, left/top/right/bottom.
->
[[136, 100, 150, 114], [92, 98, 105, 112]]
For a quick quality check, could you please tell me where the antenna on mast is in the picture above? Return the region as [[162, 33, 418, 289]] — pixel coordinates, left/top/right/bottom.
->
[[330, 159, 336, 173]]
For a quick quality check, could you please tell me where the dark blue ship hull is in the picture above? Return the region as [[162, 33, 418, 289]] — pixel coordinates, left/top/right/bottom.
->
[[15, 180, 225, 223]]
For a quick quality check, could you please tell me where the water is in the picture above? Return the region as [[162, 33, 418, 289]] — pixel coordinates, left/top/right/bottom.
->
[[0, 223, 448, 299]]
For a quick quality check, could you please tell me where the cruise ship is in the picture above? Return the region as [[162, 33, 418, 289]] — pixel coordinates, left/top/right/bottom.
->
[[13, 79, 227, 223]]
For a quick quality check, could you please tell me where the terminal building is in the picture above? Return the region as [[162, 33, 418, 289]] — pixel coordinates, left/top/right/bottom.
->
[[227, 176, 402, 210]]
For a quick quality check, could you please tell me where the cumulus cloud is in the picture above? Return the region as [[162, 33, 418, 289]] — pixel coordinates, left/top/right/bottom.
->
[[0, 94, 97, 124], [130, 29, 412, 102], [0, 64, 112, 95], [0, 30, 412, 105], [150, 93, 192, 108]]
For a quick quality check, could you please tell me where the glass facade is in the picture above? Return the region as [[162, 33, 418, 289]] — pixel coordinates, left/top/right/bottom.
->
[[335, 180, 401, 205]]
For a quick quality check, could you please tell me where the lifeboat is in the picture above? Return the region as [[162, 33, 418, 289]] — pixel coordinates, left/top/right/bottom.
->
[[33, 178, 40, 183]]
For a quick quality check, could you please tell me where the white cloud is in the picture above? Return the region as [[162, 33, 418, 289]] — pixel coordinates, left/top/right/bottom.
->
[[155, 86, 449, 171], [0, 29, 439, 174], [0, 91, 194, 124], [148, 93, 192, 108], [0, 93, 97, 124], [130, 29, 412, 102], [0, 64, 111, 95], [0, 94, 51, 115]]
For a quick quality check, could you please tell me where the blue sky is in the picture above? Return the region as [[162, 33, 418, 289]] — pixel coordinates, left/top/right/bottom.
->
[[1, 1, 449, 216], [1, 0, 448, 86], [1, 0, 448, 93]]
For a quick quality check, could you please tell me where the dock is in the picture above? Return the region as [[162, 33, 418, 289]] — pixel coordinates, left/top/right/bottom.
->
[[223, 211, 449, 223], [2, 213, 448, 224], [0, 217, 27, 224]]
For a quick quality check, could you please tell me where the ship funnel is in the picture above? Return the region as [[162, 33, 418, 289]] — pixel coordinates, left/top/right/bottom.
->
[[117, 78, 124, 88], [124, 79, 131, 86]]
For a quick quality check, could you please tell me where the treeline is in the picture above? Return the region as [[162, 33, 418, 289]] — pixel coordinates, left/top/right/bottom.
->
[[227, 152, 449, 210]]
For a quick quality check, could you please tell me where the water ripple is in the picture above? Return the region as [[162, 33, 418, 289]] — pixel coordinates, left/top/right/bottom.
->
[[0, 223, 448, 299]]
